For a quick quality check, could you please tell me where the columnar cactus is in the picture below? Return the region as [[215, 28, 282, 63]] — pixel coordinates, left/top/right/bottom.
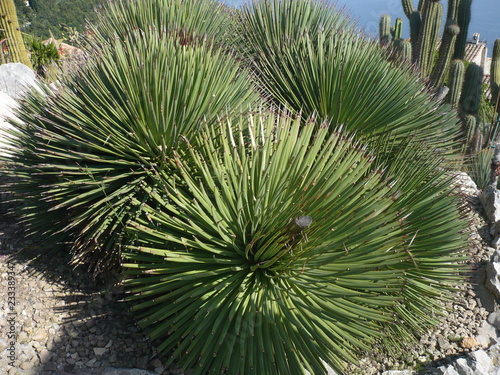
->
[[447, 59, 465, 107], [0, 0, 32, 67], [392, 18, 403, 40], [415, 0, 442, 78], [446, 0, 460, 23], [460, 63, 484, 115], [464, 114, 481, 154], [379, 14, 391, 46], [409, 11, 421, 61], [402, 0, 414, 18], [453, 0, 472, 60], [393, 39, 412, 62], [491, 39, 500, 112], [429, 19, 460, 88]]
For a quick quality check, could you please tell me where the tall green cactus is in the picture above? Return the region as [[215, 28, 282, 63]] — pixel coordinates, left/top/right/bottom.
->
[[393, 39, 412, 62], [0, 0, 32, 67], [391, 18, 403, 40], [454, 0, 472, 60], [409, 11, 421, 62], [464, 114, 481, 154], [447, 59, 465, 107], [446, 0, 460, 23], [491, 39, 500, 112], [402, 0, 414, 18], [391, 0, 488, 157], [415, 0, 442, 78], [429, 19, 460, 88], [395, 0, 471, 84], [460, 63, 484, 115], [379, 14, 392, 46]]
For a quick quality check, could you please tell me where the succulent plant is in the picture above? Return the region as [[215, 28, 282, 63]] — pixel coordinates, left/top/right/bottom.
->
[[124, 110, 467, 374], [2, 28, 258, 273], [0, 0, 32, 67]]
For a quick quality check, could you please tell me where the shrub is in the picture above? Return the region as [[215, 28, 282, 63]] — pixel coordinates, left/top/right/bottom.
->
[[2, 28, 258, 273], [124, 110, 467, 374]]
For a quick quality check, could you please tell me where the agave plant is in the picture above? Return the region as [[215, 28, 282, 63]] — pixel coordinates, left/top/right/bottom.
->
[[238, 0, 460, 152], [88, 0, 233, 49], [124, 110, 467, 374], [1, 28, 259, 273]]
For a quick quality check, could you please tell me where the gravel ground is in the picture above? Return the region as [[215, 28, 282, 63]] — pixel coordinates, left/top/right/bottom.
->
[[0, 174, 496, 375]]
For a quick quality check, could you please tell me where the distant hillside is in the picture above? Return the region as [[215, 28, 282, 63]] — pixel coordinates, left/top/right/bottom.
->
[[14, 0, 103, 40]]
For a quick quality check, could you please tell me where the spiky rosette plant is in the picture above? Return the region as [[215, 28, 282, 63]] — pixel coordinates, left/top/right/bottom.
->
[[238, 0, 460, 152], [1, 29, 258, 274], [89, 0, 233, 49], [124, 110, 467, 374]]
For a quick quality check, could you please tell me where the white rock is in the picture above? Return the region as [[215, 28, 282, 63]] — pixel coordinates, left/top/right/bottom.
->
[[93, 347, 106, 356], [471, 350, 491, 373], [454, 358, 474, 375], [0, 63, 38, 100], [476, 320, 499, 347], [487, 312, 500, 329], [452, 171, 479, 196], [381, 370, 415, 375], [480, 185, 500, 223], [486, 249, 500, 299], [437, 365, 460, 375]]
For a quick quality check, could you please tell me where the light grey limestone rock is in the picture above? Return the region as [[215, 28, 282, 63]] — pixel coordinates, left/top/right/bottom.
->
[[488, 312, 500, 329], [486, 249, 500, 299], [0, 63, 38, 99], [452, 171, 479, 196], [481, 185, 500, 223], [454, 358, 475, 375], [437, 365, 460, 374], [476, 320, 499, 347], [471, 349, 492, 373]]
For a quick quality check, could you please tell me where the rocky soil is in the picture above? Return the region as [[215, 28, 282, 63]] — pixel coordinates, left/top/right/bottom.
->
[[1, 171, 500, 375]]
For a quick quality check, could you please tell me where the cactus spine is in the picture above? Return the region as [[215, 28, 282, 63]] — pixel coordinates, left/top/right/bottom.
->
[[379, 14, 392, 46], [453, 0, 472, 60], [447, 59, 465, 107], [460, 63, 484, 115], [416, 0, 443, 78], [0, 0, 32, 67], [491, 39, 500, 112], [429, 19, 460, 88]]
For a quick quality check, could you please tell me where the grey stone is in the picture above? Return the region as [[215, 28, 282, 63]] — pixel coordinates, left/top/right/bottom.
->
[[381, 371, 415, 375], [486, 250, 500, 298], [0, 63, 38, 100], [454, 358, 474, 375], [471, 350, 491, 373], [437, 365, 460, 375], [94, 347, 107, 356], [481, 184, 500, 223], [488, 312, 500, 329], [476, 320, 499, 348], [102, 368, 157, 375], [475, 283, 497, 312]]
